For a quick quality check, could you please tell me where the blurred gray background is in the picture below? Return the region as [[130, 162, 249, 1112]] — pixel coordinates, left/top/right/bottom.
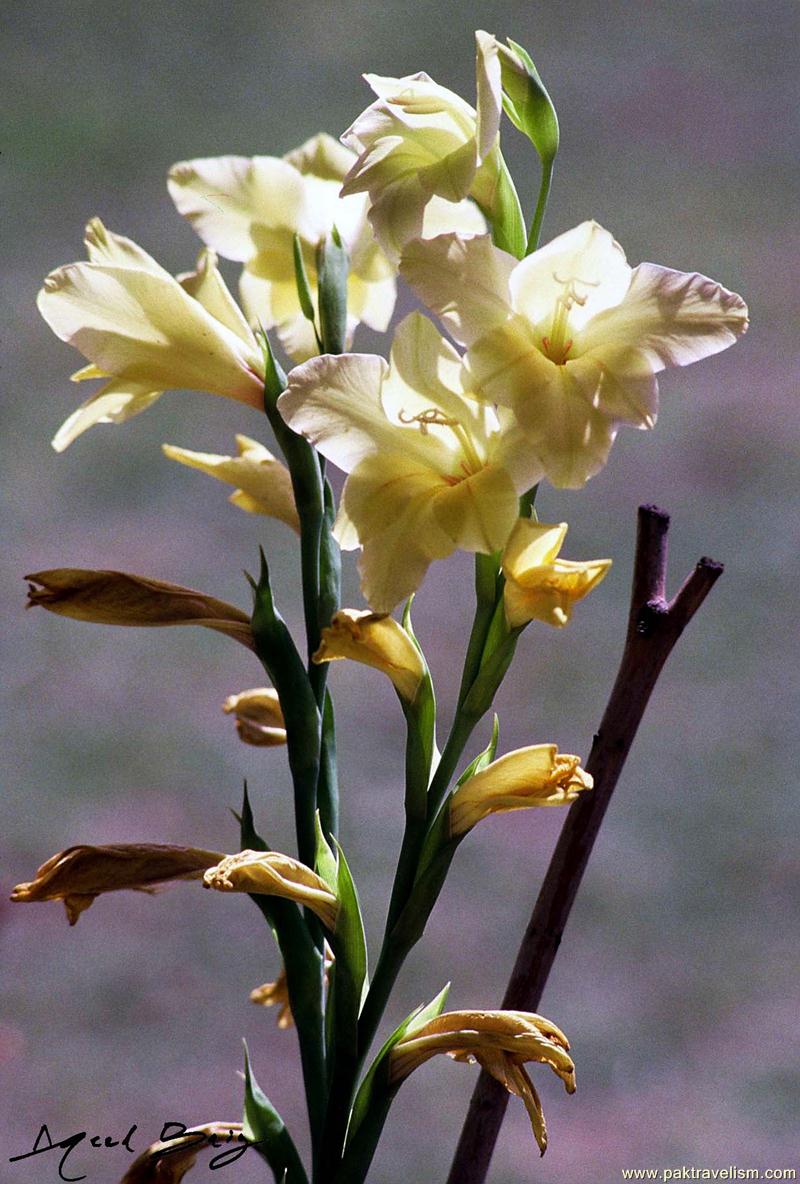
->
[[2, 2, 798, 1181]]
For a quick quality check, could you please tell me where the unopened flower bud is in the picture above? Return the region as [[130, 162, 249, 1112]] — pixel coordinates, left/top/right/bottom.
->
[[501, 521, 611, 628], [313, 609, 424, 702], [10, 843, 224, 925], [25, 568, 255, 650], [204, 850, 338, 930], [449, 744, 592, 835], [223, 688, 286, 746]]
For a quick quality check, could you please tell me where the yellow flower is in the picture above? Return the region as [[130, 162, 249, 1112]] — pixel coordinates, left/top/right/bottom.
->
[[313, 609, 425, 703], [38, 220, 264, 451], [162, 435, 299, 531], [10, 844, 224, 925], [203, 850, 338, 930], [390, 1009, 575, 1155], [401, 222, 748, 486], [120, 1122, 244, 1183], [341, 31, 499, 261], [25, 568, 255, 651], [449, 745, 592, 835], [501, 519, 612, 627], [279, 311, 540, 611], [169, 133, 402, 361], [222, 688, 287, 747]]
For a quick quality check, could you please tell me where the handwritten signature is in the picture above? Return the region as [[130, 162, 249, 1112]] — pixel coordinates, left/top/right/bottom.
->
[[8, 1121, 250, 1181]]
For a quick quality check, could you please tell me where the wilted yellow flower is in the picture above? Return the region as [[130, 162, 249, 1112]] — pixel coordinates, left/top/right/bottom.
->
[[163, 436, 299, 532], [390, 1009, 575, 1154], [449, 745, 592, 834], [25, 568, 255, 651], [120, 1122, 245, 1183], [501, 520, 612, 628], [279, 311, 540, 611], [10, 844, 224, 925], [222, 688, 286, 747], [38, 220, 264, 451], [250, 969, 293, 1028], [250, 943, 333, 1028], [204, 850, 338, 930], [313, 609, 425, 702], [341, 31, 499, 261], [402, 222, 748, 486], [168, 133, 401, 361]]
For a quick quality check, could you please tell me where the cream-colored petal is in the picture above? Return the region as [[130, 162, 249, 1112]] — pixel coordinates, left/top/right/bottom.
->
[[52, 379, 163, 452], [177, 249, 256, 346], [83, 218, 171, 276], [421, 194, 487, 239], [39, 263, 264, 406], [168, 155, 312, 260], [271, 311, 318, 364], [503, 521, 568, 572], [467, 319, 617, 488], [279, 353, 443, 473], [474, 31, 503, 161], [347, 270, 397, 333], [380, 311, 472, 429], [400, 232, 515, 347], [563, 348, 659, 429], [162, 436, 299, 532], [431, 464, 518, 553], [367, 170, 432, 263], [577, 261, 749, 371], [284, 132, 355, 181], [510, 221, 632, 330], [341, 452, 455, 611]]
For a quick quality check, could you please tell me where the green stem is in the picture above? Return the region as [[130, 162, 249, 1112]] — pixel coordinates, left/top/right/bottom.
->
[[525, 156, 554, 256]]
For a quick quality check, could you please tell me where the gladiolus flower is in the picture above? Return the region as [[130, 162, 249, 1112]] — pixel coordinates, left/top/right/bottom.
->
[[341, 31, 500, 261], [38, 219, 264, 451], [169, 134, 405, 361], [313, 609, 424, 702], [390, 1009, 575, 1154], [222, 688, 287, 747], [25, 568, 255, 651], [401, 223, 748, 487], [501, 519, 612, 628], [10, 844, 224, 925], [163, 436, 299, 531], [120, 1122, 245, 1183], [278, 311, 541, 612], [203, 850, 339, 930], [449, 745, 592, 835]]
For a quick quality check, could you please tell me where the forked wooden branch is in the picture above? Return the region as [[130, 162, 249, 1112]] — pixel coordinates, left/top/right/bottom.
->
[[447, 505, 723, 1184]]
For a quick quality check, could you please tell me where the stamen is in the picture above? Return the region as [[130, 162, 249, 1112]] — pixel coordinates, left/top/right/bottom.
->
[[397, 407, 484, 477]]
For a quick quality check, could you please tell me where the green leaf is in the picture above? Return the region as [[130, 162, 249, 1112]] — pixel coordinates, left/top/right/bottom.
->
[[292, 233, 319, 326], [499, 38, 559, 164], [317, 230, 349, 355], [314, 811, 338, 892], [455, 714, 500, 786], [242, 1042, 309, 1184], [334, 985, 450, 1184], [486, 154, 527, 258]]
